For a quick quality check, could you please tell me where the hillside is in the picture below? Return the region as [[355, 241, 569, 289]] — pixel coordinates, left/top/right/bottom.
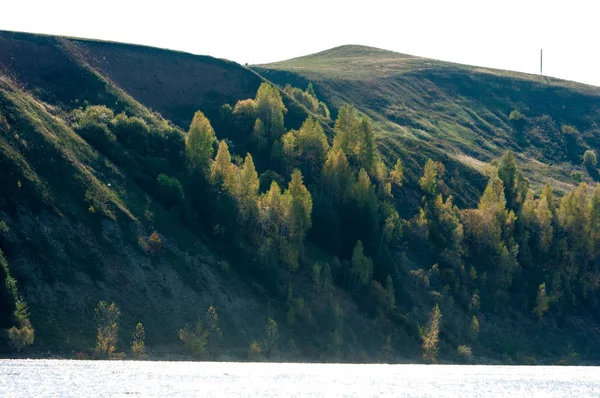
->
[[1, 32, 600, 364], [253, 45, 600, 197]]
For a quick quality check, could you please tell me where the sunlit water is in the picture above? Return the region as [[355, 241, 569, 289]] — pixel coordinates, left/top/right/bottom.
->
[[1, 359, 600, 397]]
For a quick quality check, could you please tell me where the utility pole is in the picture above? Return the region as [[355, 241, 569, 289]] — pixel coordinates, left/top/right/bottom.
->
[[540, 49, 543, 76]]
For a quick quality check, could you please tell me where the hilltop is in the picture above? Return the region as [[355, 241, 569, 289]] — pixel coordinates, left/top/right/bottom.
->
[[254, 45, 600, 197], [1, 32, 600, 364]]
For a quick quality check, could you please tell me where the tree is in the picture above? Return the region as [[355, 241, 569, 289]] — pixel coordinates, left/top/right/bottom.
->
[[357, 117, 376, 172], [235, 154, 260, 225], [295, 117, 329, 179], [420, 304, 442, 361], [419, 159, 445, 197], [130, 322, 146, 359], [265, 317, 279, 357], [210, 140, 233, 188], [204, 306, 223, 359], [255, 83, 286, 141], [389, 159, 404, 187], [350, 240, 373, 290], [333, 105, 358, 155], [306, 82, 316, 98], [185, 111, 216, 172], [584, 150, 597, 168], [533, 283, 549, 320], [285, 169, 313, 244], [94, 301, 120, 357], [470, 316, 480, 340], [178, 320, 209, 357], [498, 151, 528, 211], [385, 275, 396, 312], [252, 118, 267, 150], [321, 148, 354, 204]]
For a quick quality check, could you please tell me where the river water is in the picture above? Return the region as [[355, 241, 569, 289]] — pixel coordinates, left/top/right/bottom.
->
[[1, 359, 599, 397]]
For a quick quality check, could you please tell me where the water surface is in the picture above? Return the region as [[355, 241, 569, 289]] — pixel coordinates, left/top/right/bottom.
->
[[1, 359, 599, 397]]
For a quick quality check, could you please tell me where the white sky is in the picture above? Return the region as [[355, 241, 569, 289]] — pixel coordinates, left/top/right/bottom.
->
[[1, 0, 599, 87]]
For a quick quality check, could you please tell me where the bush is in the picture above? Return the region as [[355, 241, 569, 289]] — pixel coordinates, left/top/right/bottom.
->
[[457, 344, 473, 362], [148, 232, 162, 255], [248, 341, 262, 360], [571, 171, 584, 182], [7, 325, 34, 350], [178, 320, 208, 357], [584, 150, 597, 167], [156, 174, 184, 208]]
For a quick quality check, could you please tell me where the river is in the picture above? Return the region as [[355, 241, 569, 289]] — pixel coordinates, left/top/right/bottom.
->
[[1, 359, 599, 397]]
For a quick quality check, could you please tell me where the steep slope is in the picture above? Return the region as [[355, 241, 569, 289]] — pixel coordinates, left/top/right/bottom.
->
[[2, 32, 600, 365], [253, 45, 600, 197], [0, 32, 388, 359]]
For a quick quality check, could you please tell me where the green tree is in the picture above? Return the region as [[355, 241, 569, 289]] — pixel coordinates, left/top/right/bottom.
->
[[389, 159, 404, 187], [357, 117, 376, 172], [130, 322, 146, 359], [94, 301, 120, 358], [235, 154, 260, 224], [350, 240, 373, 290], [210, 140, 234, 190], [385, 275, 396, 312], [584, 150, 597, 168], [333, 105, 358, 155], [265, 317, 279, 357], [420, 304, 442, 361], [321, 148, 354, 204], [419, 159, 445, 197], [255, 83, 286, 141], [285, 169, 313, 244], [178, 320, 209, 357], [533, 283, 549, 320], [306, 82, 316, 98], [186, 111, 216, 172], [156, 174, 184, 207], [295, 117, 330, 179], [498, 151, 528, 211]]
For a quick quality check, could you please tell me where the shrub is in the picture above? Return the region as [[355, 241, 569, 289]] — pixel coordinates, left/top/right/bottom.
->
[[7, 325, 34, 350], [248, 341, 262, 360], [178, 306, 222, 358], [584, 150, 597, 167], [457, 345, 473, 361], [178, 320, 208, 357], [509, 110, 523, 121], [113, 114, 150, 153], [571, 171, 584, 182], [156, 174, 184, 208], [148, 232, 162, 255], [0, 220, 8, 235]]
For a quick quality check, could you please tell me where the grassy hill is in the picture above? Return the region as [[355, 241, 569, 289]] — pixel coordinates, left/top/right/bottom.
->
[[1, 32, 600, 364], [253, 45, 600, 197]]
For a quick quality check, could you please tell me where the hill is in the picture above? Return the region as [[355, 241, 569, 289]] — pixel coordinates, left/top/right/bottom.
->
[[1, 33, 600, 364], [253, 45, 600, 197]]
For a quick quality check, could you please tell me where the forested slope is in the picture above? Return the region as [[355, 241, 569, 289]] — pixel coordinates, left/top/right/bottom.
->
[[1, 32, 600, 364]]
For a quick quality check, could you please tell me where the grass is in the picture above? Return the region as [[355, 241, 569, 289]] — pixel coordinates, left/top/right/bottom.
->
[[253, 45, 600, 201]]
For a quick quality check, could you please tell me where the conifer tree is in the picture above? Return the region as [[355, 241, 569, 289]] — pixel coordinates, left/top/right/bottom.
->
[[420, 304, 442, 361], [186, 111, 216, 173], [255, 83, 286, 141]]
